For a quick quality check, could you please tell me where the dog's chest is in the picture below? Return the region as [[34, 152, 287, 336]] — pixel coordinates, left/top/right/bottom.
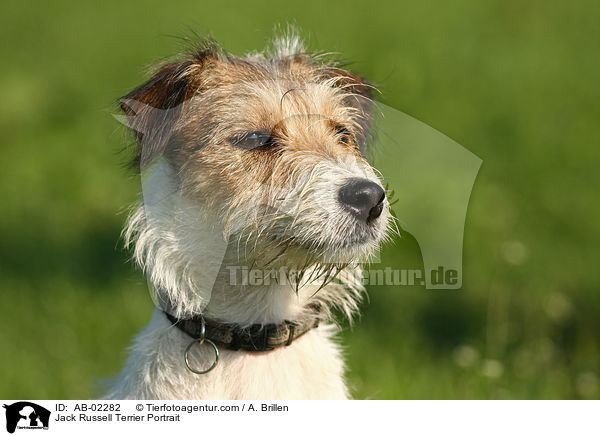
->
[[106, 310, 350, 400]]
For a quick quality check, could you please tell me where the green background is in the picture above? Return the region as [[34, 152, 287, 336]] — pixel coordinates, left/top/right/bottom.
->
[[1, 0, 599, 399]]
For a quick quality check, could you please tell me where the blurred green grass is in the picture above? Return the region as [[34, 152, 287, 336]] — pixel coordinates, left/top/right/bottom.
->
[[1, 0, 599, 399]]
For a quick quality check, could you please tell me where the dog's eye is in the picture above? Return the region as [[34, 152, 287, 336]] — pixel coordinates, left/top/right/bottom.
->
[[233, 131, 274, 150], [335, 126, 353, 145]]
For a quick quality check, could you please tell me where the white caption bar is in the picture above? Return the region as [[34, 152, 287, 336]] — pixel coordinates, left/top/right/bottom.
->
[[0, 400, 598, 435]]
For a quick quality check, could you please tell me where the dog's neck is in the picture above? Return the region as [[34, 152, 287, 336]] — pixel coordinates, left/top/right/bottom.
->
[[206, 260, 308, 327]]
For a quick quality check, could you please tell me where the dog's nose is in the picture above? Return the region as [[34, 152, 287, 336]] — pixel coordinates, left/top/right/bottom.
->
[[338, 178, 385, 223]]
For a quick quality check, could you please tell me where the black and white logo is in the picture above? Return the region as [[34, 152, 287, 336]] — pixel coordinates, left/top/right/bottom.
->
[[3, 402, 50, 434]]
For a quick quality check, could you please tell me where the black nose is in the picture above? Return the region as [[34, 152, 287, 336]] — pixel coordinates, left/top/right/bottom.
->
[[338, 178, 385, 223]]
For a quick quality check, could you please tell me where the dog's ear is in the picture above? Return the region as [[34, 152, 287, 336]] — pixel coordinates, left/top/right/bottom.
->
[[320, 67, 375, 153], [120, 59, 203, 168]]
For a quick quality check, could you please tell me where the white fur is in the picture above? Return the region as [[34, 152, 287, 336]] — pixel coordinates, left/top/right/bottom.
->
[[105, 310, 349, 399], [105, 160, 372, 399]]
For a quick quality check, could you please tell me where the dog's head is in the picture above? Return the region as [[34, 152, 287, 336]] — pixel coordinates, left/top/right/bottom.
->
[[121, 35, 391, 287]]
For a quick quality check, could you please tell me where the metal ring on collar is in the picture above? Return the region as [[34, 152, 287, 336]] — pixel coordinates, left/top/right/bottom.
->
[[182, 317, 219, 374], [184, 337, 219, 374]]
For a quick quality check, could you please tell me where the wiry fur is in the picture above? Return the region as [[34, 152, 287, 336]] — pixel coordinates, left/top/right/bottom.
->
[[106, 31, 391, 400]]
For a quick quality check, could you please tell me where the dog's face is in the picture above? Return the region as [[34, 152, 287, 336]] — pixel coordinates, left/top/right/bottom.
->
[[122, 43, 391, 272]]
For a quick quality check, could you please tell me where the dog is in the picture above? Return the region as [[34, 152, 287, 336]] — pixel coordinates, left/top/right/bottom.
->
[[105, 31, 392, 399]]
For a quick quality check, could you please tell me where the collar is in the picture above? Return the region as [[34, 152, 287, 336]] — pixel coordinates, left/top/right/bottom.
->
[[164, 304, 321, 352]]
